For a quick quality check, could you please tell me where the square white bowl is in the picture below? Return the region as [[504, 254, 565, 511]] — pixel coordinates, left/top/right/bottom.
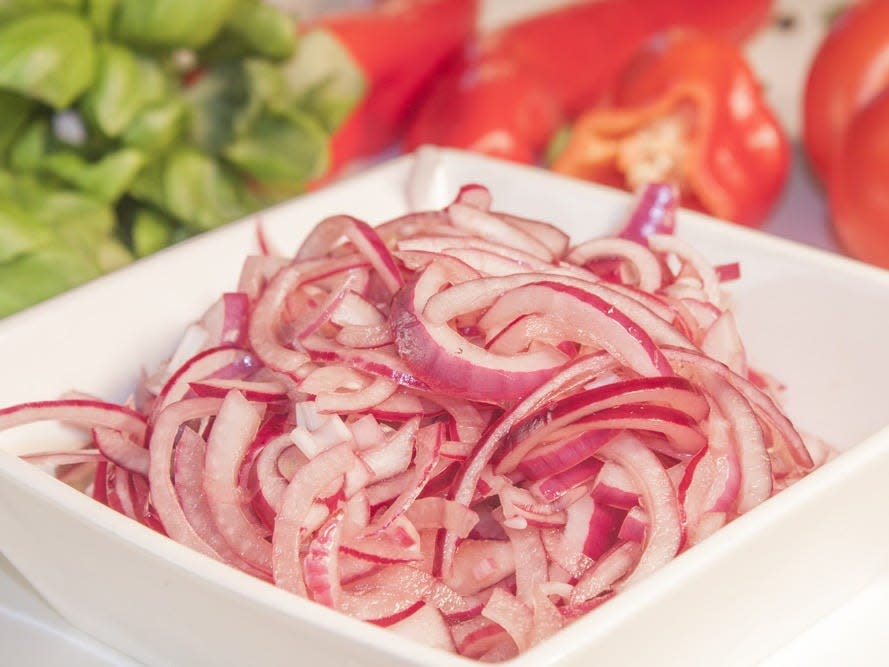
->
[[1, 147, 888, 667]]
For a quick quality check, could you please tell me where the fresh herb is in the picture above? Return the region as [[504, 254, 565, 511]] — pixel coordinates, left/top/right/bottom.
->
[[0, 0, 360, 316]]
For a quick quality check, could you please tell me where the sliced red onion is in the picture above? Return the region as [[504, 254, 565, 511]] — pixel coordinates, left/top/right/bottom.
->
[[441, 353, 619, 574], [398, 235, 554, 272], [569, 541, 640, 605], [665, 348, 813, 468], [237, 254, 289, 300], [219, 292, 251, 346], [699, 373, 772, 513], [173, 427, 265, 575], [404, 497, 478, 537], [248, 254, 370, 375], [530, 456, 606, 503], [598, 434, 681, 585], [618, 506, 648, 543], [482, 281, 672, 376], [389, 602, 456, 653], [618, 183, 677, 244], [567, 238, 664, 292], [339, 563, 481, 622], [529, 586, 565, 647], [370, 422, 441, 529], [451, 616, 510, 659], [335, 322, 393, 349], [453, 183, 493, 210], [294, 271, 364, 340], [93, 427, 149, 476], [715, 262, 741, 282], [251, 436, 303, 528], [0, 399, 147, 442], [359, 417, 420, 483], [190, 378, 287, 403], [591, 462, 640, 509], [273, 444, 359, 595], [504, 525, 548, 607], [340, 515, 422, 564], [700, 310, 748, 376], [22, 450, 103, 466], [148, 397, 224, 560], [541, 494, 596, 578], [304, 509, 346, 606], [499, 376, 708, 473], [448, 539, 515, 596], [481, 588, 533, 652], [649, 234, 722, 305], [296, 215, 403, 294], [447, 202, 553, 261], [203, 390, 272, 572], [494, 210, 570, 259], [156, 346, 255, 411], [391, 269, 570, 405], [302, 335, 430, 392], [425, 272, 692, 352]]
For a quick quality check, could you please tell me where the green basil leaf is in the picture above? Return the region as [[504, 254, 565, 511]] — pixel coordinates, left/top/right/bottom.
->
[[0, 12, 95, 109], [8, 117, 49, 172], [95, 236, 132, 271], [131, 148, 253, 231], [0, 0, 81, 22], [281, 28, 365, 132], [224, 108, 328, 189], [43, 147, 145, 202], [86, 0, 117, 36], [81, 44, 169, 137], [32, 187, 115, 239], [0, 170, 118, 258], [122, 98, 185, 153], [81, 42, 140, 137], [224, 0, 296, 60], [234, 59, 285, 135], [114, 0, 238, 49], [162, 149, 251, 230], [0, 199, 53, 262], [184, 62, 246, 155], [0, 169, 42, 210], [0, 90, 34, 161], [0, 243, 101, 317], [130, 206, 173, 256]]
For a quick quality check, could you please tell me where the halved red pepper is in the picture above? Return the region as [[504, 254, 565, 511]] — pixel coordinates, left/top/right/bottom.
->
[[307, 0, 478, 176], [549, 33, 789, 227], [802, 0, 889, 186], [405, 0, 774, 165]]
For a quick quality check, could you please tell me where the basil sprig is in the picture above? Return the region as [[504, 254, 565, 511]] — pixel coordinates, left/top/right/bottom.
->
[[0, 0, 364, 316]]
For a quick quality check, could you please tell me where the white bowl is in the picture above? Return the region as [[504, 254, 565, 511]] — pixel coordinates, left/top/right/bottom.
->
[[1, 147, 888, 667]]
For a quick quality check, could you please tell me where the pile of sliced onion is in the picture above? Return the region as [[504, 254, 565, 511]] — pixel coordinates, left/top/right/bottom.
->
[[0, 182, 827, 661]]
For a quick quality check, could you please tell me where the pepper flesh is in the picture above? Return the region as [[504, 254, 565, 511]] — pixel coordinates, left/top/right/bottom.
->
[[550, 34, 789, 227], [803, 0, 889, 186], [828, 88, 889, 268], [405, 0, 774, 164], [310, 0, 478, 175]]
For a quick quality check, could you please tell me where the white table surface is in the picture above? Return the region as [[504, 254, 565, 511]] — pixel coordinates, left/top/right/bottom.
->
[[4, 1, 887, 665]]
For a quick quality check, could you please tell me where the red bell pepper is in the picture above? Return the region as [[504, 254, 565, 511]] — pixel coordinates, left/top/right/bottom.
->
[[828, 88, 889, 268], [549, 33, 789, 227], [308, 0, 478, 175], [802, 0, 889, 268], [803, 0, 889, 186], [405, 0, 773, 165]]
